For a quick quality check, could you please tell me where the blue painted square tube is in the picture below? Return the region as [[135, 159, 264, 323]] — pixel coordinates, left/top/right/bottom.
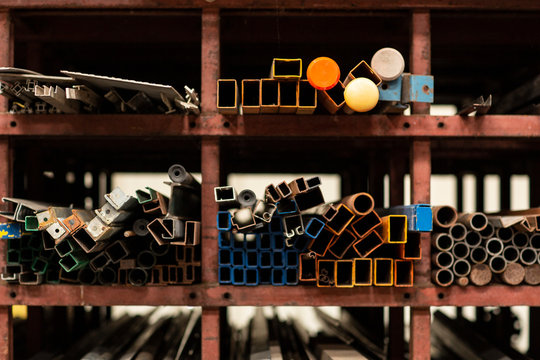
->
[[245, 268, 259, 286], [219, 266, 232, 284], [232, 266, 246, 285], [272, 268, 285, 286]]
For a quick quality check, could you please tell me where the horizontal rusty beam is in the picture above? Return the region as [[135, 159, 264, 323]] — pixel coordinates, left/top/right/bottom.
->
[[1, 284, 540, 306], [1, 0, 540, 10], [2, 114, 540, 137]]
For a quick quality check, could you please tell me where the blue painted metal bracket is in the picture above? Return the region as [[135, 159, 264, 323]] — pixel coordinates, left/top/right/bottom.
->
[[379, 76, 402, 102], [401, 74, 434, 103]]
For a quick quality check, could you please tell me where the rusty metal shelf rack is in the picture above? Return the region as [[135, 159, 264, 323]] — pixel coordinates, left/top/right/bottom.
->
[[0, 2, 539, 359]]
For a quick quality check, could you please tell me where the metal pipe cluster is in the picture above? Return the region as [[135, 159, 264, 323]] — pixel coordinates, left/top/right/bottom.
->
[[431, 205, 540, 287], [0, 67, 199, 114], [0, 164, 201, 286], [216, 178, 430, 287]]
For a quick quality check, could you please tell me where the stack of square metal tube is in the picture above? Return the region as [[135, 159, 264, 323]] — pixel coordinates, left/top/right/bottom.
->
[[216, 178, 431, 287], [431, 206, 540, 286], [0, 67, 199, 114], [0, 164, 201, 286]]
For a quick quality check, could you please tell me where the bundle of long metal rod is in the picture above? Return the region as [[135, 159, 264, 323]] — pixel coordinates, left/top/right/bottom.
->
[[0, 67, 199, 114], [431, 310, 531, 360], [431, 205, 540, 287], [28, 308, 201, 360], [0, 164, 201, 286], [216, 176, 429, 287], [216, 51, 434, 116], [229, 307, 383, 360]]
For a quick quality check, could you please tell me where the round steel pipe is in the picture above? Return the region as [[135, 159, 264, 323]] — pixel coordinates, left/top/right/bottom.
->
[[77, 267, 97, 285], [479, 222, 495, 239], [525, 264, 540, 285], [97, 266, 117, 285], [503, 246, 520, 263], [149, 241, 170, 256], [168, 164, 199, 188], [432, 205, 458, 228], [449, 223, 467, 242], [432, 251, 454, 269], [432, 268, 454, 287], [128, 268, 148, 286], [452, 259, 471, 277], [489, 256, 507, 274], [457, 212, 488, 232], [501, 262, 525, 285], [486, 238, 504, 257], [133, 218, 150, 237], [464, 231, 482, 248], [496, 226, 514, 243], [529, 233, 540, 250], [452, 242, 470, 259], [432, 233, 454, 252], [137, 250, 157, 269], [456, 276, 469, 287], [470, 264, 492, 286], [512, 232, 529, 248], [470, 246, 488, 264], [238, 189, 257, 207], [520, 247, 537, 266], [341, 192, 374, 216]]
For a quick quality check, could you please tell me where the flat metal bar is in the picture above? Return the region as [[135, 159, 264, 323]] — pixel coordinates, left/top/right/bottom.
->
[[201, 307, 219, 360], [3, 114, 540, 137], [2, 1, 540, 9], [410, 307, 430, 360], [201, 137, 219, 283], [0, 285, 540, 306]]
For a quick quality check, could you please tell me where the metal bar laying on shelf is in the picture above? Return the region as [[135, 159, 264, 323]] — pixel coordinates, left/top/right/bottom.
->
[[241, 79, 261, 114], [432, 205, 458, 229], [297, 80, 317, 114], [318, 80, 345, 114], [271, 58, 302, 79], [402, 231, 422, 259], [307, 226, 335, 256], [0, 197, 50, 222], [34, 85, 80, 113], [317, 259, 336, 287], [326, 204, 355, 236], [335, 259, 354, 288], [328, 229, 358, 259], [299, 253, 317, 281], [278, 81, 299, 114], [65, 85, 101, 110], [343, 60, 382, 87], [217, 79, 238, 114], [394, 259, 414, 287], [349, 211, 382, 239], [260, 78, 280, 113], [374, 258, 393, 286], [352, 230, 384, 257], [379, 215, 407, 243], [458, 95, 492, 116]]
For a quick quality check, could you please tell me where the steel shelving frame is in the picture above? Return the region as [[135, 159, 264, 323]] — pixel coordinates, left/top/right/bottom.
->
[[0, 2, 540, 359]]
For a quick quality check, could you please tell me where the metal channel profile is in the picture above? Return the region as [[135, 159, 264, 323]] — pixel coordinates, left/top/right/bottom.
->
[[217, 79, 238, 114], [458, 95, 492, 116]]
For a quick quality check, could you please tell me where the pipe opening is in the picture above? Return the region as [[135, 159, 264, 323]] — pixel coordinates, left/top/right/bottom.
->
[[436, 206, 458, 226], [486, 238, 503, 256], [503, 246, 520, 263], [128, 268, 148, 286], [490, 256, 507, 273], [436, 234, 453, 251], [465, 231, 482, 248], [450, 223, 467, 241], [497, 227, 514, 242], [137, 251, 157, 269], [453, 242, 470, 259], [479, 223, 495, 239], [530, 234, 540, 250], [436, 269, 453, 286], [521, 248, 537, 265], [471, 247, 488, 264], [353, 193, 374, 214], [471, 213, 488, 230], [217, 80, 236, 107], [513, 232, 529, 248], [437, 252, 454, 268], [98, 267, 117, 285]]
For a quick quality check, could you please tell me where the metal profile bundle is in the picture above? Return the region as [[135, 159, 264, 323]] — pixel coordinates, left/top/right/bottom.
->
[[0, 67, 199, 115], [217, 50, 433, 116], [215, 177, 429, 287], [431, 206, 540, 287], [0, 164, 201, 286]]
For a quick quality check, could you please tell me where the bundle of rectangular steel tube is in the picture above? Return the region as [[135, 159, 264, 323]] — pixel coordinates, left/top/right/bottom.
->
[[216, 55, 434, 115], [226, 307, 386, 360], [0, 67, 200, 114], [0, 164, 201, 286], [215, 178, 431, 287], [431, 205, 540, 286]]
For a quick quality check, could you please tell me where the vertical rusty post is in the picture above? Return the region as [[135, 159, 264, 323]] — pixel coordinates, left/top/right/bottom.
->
[[410, 10, 431, 115], [388, 156, 405, 359], [202, 307, 220, 360], [410, 10, 431, 360], [0, 10, 13, 360], [201, 8, 220, 115], [201, 8, 221, 360]]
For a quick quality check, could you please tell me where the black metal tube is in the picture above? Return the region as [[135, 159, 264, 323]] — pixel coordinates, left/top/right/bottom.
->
[[128, 268, 149, 286], [449, 223, 467, 241], [97, 266, 117, 285]]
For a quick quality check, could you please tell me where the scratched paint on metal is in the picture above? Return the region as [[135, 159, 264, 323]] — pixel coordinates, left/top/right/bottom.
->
[[379, 76, 402, 102], [0, 223, 22, 239], [402, 74, 434, 103]]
